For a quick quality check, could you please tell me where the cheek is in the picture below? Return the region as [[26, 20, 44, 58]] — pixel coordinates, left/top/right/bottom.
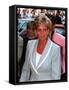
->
[[45, 31, 48, 35], [37, 31, 41, 37]]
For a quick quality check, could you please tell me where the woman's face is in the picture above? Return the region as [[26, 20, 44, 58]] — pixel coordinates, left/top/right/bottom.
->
[[36, 23, 50, 40]]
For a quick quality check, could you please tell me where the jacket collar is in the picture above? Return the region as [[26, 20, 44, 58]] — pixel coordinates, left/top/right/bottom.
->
[[30, 38, 53, 73]]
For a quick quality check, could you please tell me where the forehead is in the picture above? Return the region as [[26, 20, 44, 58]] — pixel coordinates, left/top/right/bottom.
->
[[36, 23, 48, 29]]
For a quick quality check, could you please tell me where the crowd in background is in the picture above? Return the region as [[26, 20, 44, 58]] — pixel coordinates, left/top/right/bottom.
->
[[17, 8, 65, 25]]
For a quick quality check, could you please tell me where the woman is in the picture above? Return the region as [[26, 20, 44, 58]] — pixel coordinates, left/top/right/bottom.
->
[[19, 15, 61, 82]]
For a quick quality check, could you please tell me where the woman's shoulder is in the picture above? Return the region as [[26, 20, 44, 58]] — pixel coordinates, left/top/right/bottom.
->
[[49, 39, 61, 57], [50, 39, 60, 50]]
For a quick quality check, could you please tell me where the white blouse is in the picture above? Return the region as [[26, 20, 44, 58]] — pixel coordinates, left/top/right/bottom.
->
[[35, 52, 42, 66]]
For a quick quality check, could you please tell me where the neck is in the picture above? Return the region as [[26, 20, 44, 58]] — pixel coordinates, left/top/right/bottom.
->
[[38, 38, 48, 45], [37, 38, 48, 54]]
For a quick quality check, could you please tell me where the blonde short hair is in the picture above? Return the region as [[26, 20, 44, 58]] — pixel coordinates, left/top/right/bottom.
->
[[35, 15, 52, 30]]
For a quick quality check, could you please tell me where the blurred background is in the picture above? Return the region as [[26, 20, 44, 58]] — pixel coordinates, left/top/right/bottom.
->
[[17, 8, 66, 37]]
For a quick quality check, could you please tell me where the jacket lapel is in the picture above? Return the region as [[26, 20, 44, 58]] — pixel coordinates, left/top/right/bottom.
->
[[37, 38, 53, 70], [30, 40, 39, 74], [29, 39, 53, 73]]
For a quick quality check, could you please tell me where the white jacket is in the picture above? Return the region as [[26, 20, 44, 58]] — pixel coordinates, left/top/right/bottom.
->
[[19, 38, 61, 82]]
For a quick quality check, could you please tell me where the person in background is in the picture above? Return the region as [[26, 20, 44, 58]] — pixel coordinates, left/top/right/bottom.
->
[[18, 21, 37, 81], [17, 35, 23, 81], [55, 10, 62, 24], [26, 9, 33, 18]]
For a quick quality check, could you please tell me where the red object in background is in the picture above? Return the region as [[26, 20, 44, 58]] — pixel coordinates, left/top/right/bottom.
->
[[52, 32, 65, 74]]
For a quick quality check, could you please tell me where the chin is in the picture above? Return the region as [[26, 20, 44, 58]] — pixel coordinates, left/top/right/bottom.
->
[[37, 37, 41, 40]]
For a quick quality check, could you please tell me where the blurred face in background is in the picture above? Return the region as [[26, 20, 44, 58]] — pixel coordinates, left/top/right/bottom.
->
[[26, 21, 36, 39], [27, 27, 34, 38]]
